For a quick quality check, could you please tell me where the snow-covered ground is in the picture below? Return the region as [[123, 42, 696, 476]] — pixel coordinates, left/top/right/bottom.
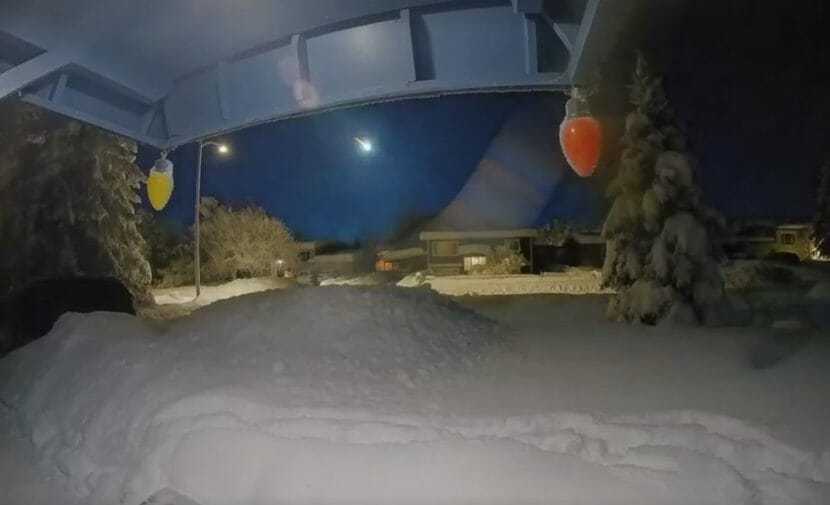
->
[[306, 267, 608, 296], [1, 286, 829, 504], [145, 277, 295, 318], [152, 277, 295, 306], [399, 269, 609, 296], [319, 272, 397, 287]]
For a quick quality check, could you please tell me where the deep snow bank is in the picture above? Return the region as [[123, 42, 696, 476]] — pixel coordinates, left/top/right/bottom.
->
[[0, 287, 501, 504], [1, 287, 828, 505]]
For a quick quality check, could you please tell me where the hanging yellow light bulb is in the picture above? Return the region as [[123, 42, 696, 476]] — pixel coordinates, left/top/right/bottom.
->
[[147, 154, 174, 211]]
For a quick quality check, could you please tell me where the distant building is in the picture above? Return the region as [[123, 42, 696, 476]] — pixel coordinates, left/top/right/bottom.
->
[[375, 248, 427, 273], [295, 240, 350, 262], [722, 222, 814, 261], [419, 229, 536, 275], [774, 224, 813, 260], [533, 230, 605, 271], [295, 241, 323, 262], [571, 231, 606, 267], [301, 250, 374, 277]]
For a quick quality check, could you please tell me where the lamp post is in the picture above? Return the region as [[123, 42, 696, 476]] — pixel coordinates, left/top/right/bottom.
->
[[194, 139, 230, 298]]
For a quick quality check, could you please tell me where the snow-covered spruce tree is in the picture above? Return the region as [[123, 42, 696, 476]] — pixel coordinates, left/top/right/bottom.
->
[[0, 103, 151, 302], [812, 158, 830, 258], [601, 55, 723, 324]]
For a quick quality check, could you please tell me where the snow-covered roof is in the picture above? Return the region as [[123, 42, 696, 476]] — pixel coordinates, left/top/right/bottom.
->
[[379, 248, 426, 261], [720, 236, 776, 244], [777, 223, 812, 231], [572, 233, 605, 245], [420, 229, 538, 240], [458, 244, 494, 256]]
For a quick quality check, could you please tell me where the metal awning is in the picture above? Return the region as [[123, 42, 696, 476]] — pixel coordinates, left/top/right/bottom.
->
[[0, 0, 619, 148]]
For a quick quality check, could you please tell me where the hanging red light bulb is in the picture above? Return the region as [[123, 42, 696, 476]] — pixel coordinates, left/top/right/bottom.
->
[[559, 88, 602, 177]]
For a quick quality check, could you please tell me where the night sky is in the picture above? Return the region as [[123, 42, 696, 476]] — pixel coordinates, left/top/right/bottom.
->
[[138, 0, 830, 242], [636, 0, 830, 222]]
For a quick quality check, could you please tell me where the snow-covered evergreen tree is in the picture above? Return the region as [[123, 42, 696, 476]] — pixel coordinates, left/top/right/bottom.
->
[[0, 103, 151, 302], [601, 55, 723, 324], [812, 158, 830, 258]]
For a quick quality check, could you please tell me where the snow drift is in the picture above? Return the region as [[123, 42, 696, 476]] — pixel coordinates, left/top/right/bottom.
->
[[1, 286, 828, 505], [0, 287, 501, 504], [398, 270, 609, 296]]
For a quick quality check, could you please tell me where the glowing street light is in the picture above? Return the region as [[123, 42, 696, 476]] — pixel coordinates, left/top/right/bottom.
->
[[194, 139, 230, 299], [354, 136, 373, 153]]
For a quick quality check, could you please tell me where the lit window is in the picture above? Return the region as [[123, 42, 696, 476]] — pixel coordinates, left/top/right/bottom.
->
[[432, 240, 459, 256], [375, 260, 394, 272], [464, 256, 487, 272], [780, 233, 795, 245]]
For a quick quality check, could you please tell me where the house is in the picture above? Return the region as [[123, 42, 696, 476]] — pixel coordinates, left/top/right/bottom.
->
[[419, 229, 537, 275], [300, 250, 374, 277], [273, 241, 329, 277], [295, 241, 323, 262], [572, 231, 606, 267], [533, 230, 605, 271], [375, 248, 427, 273], [721, 222, 814, 261], [774, 224, 813, 260]]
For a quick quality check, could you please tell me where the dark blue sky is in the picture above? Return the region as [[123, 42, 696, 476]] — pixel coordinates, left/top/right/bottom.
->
[[138, 0, 827, 242], [139, 93, 606, 242], [642, 0, 829, 224]]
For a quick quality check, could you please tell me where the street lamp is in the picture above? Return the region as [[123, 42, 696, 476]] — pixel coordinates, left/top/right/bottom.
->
[[194, 139, 230, 298]]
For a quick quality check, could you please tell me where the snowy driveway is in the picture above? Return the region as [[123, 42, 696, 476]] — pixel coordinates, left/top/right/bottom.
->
[[1, 287, 828, 504]]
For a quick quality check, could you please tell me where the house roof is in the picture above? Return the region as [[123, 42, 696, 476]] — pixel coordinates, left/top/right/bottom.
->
[[777, 224, 813, 231], [308, 252, 357, 263], [566, 232, 603, 245], [420, 229, 538, 240], [379, 247, 426, 260], [458, 244, 494, 256], [720, 236, 776, 244]]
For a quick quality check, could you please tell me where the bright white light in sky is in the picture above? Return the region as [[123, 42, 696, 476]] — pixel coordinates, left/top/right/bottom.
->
[[354, 136, 373, 153]]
